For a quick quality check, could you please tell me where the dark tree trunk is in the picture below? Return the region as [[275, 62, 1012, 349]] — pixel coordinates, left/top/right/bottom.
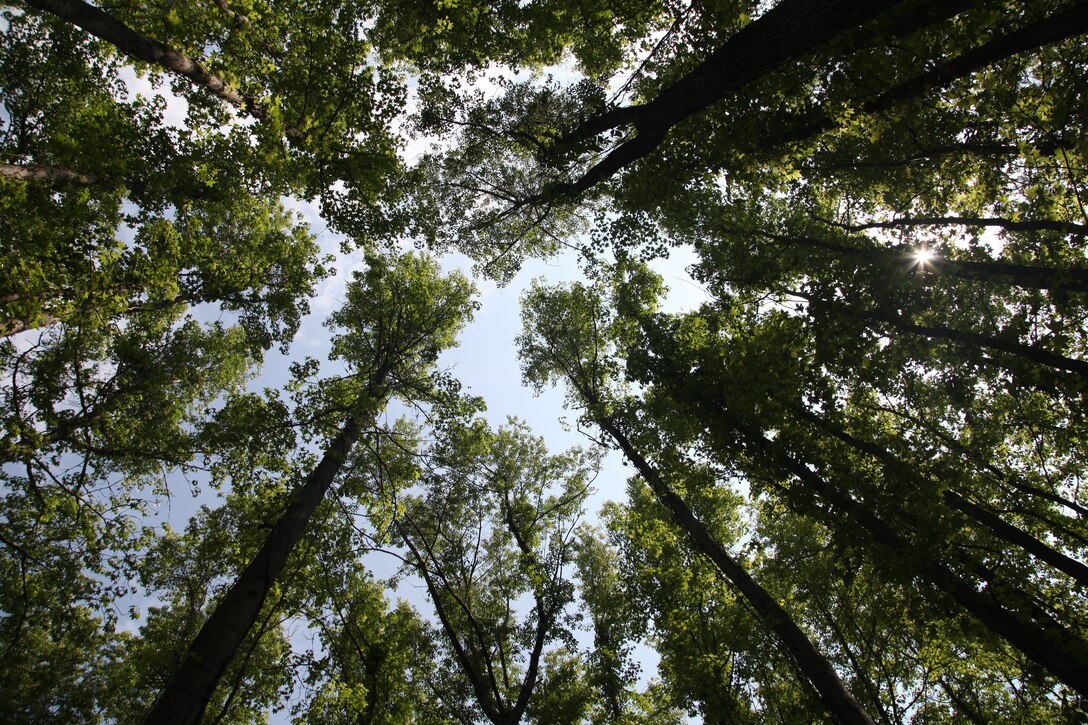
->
[[769, 1, 1088, 150], [715, 408, 1088, 696], [789, 405, 1088, 589], [396, 523, 508, 723], [586, 408, 876, 725], [640, 339, 1088, 694], [943, 490, 1088, 589], [143, 372, 388, 724], [826, 216, 1088, 238], [20, 0, 302, 139], [751, 424, 1088, 695], [864, 308, 1088, 379], [555, 0, 909, 196]]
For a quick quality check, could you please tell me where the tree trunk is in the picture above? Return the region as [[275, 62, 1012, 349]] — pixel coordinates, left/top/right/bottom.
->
[[587, 410, 877, 725], [943, 490, 1088, 589], [643, 346, 1088, 694], [143, 373, 388, 724], [0, 161, 109, 186], [801, 290, 1088, 379], [789, 405, 1088, 589], [728, 413, 1088, 696], [20, 0, 299, 138], [850, 400, 1088, 518], [768, 1, 1088, 150], [826, 216, 1088, 238], [396, 521, 507, 724], [0, 312, 60, 339], [556, 0, 910, 196], [863, 308, 1088, 379]]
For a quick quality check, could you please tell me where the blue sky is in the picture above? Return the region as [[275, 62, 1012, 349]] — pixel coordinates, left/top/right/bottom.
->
[[109, 54, 714, 712]]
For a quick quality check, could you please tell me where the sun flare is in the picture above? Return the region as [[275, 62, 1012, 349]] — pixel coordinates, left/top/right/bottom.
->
[[914, 247, 936, 266]]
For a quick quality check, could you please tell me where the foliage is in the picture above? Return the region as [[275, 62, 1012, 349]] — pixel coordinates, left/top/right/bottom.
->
[[4, 0, 1088, 721]]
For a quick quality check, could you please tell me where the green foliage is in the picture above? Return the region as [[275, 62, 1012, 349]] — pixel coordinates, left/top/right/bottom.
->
[[5, 0, 1088, 721]]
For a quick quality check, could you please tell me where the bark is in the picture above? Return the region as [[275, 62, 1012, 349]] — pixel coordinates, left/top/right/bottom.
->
[[742, 421, 1088, 696], [768, 1, 1088, 150], [554, 0, 909, 196], [863, 308, 1088, 379], [502, 506, 554, 725], [943, 490, 1088, 589], [853, 400, 1088, 518], [0, 161, 110, 186], [397, 523, 507, 723], [21, 0, 301, 139], [586, 407, 876, 725], [642, 343, 1088, 693], [143, 372, 389, 725], [800, 290, 1088, 379], [0, 312, 60, 339], [825, 216, 1088, 238]]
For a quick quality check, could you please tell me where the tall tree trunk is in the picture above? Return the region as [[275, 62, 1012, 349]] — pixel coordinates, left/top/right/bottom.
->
[[713, 406, 1088, 696], [801, 291, 1088, 379], [581, 397, 876, 725], [20, 0, 301, 139], [143, 372, 389, 724], [862, 308, 1088, 379], [553, 0, 910, 196], [849, 399, 1088, 518], [636, 331, 1088, 693], [396, 521, 508, 723], [942, 490, 1088, 588], [767, 1, 1088, 151], [788, 404, 1088, 589], [825, 216, 1088, 238]]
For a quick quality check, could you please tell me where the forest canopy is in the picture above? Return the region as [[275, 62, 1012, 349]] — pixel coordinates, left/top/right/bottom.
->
[[2, 0, 1087, 722]]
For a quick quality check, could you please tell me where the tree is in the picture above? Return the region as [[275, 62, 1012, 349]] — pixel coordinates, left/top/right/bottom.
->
[[144, 252, 476, 724], [5, 0, 1088, 719], [390, 419, 598, 724], [518, 275, 877, 723], [598, 262, 1088, 702], [1, 8, 329, 343]]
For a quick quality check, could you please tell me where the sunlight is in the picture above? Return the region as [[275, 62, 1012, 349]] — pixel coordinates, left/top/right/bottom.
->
[[913, 247, 936, 266]]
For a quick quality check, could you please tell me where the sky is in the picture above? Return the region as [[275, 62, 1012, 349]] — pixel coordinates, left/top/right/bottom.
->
[[106, 60, 714, 711]]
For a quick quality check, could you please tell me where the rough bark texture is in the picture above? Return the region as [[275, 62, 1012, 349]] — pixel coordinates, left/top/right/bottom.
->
[[0, 161, 108, 186]]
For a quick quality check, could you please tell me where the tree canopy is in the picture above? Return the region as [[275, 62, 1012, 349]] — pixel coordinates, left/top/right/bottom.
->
[[2, 0, 1087, 722]]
